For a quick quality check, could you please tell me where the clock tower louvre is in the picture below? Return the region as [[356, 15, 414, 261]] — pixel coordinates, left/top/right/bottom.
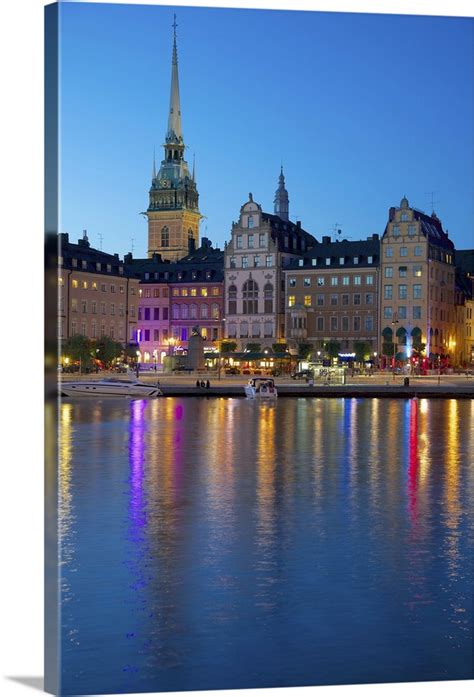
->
[[146, 16, 201, 260]]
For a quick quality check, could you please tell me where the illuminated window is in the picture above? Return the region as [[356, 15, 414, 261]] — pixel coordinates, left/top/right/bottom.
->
[[288, 295, 296, 307], [144, 289, 150, 298], [353, 256, 359, 264], [119, 285, 124, 294], [181, 288, 188, 296], [72, 258, 78, 268], [172, 288, 179, 296], [201, 288, 208, 297], [212, 304, 220, 319], [71, 298, 78, 313], [304, 295, 312, 307], [82, 281, 88, 289], [72, 279, 78, 288], [138, 288, 143, 297], [190, 288, 197, 296], [211, 287, 220, 296], [58, 277, 64, 287], [92, 281, 98, 290], [413, 266, 422, 277]]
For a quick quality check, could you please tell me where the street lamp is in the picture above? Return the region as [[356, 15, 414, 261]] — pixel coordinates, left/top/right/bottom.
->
[[391, 316, 399, 377]]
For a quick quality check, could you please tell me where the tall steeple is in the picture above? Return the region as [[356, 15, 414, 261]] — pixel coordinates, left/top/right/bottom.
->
[[166, 14, 183, 146], [145, 16, 201, 261], [274, 166, 289, 221]]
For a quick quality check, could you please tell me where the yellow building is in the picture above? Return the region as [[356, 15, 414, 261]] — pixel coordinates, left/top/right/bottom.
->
[[145, 20, 200, 261], [58, 232, 139, 347], [379, 197, 457, 366]]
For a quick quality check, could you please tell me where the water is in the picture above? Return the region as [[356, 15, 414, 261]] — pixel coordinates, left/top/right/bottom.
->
[[56, 397, 474, 695]]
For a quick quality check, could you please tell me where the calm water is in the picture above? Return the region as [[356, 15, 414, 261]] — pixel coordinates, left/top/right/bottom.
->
[[56, 397, 474, 695]]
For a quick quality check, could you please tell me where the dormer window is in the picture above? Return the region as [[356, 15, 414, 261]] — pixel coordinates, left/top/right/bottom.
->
[[298, 259, 304, 267], [144, 272, 150, 280], [192, 271, 197, 279], [401, 212, 409, 221], [82, 260, 87, 269], [96, 262, 101, 271], [72, 258, 77, 267], [206, 271, 212, 279], [248, 215, 254, 228], [339, 257, 345, 265], [311, 258, 317, 266], [368, 256, 373, 264], [325, 258, 331, 266], [353, 256, 359, 264], [107, 264, 112, 272]]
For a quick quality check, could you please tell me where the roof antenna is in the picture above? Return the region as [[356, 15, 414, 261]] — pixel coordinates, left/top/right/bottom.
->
[[425, 190, 437, 214], [332, 223, 342, 239], [131, 237, 135, 254], [98, 233, 103, 250]]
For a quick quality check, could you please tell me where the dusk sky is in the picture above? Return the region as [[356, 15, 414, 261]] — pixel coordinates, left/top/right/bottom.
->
[[59, 2, 474, 257]]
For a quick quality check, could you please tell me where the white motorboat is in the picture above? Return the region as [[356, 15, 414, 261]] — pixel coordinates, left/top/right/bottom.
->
[[61, 369, 163, 398], [244, 377, 278, 400]]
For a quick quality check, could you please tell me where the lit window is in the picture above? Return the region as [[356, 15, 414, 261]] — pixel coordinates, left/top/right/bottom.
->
[[181, 288, 188, 296], [288, 295, 296, 307], [212, 287, 220, 296], [72, 279, 78, 288], [354, 276, 361, 285], [190, 288, 197, 296], [92, 281, 98, 291], [304, 295, 311, 307], [413, 266, 422, 277], [172, 288, 179, 296], [58, 277, 64, 287], [83, 280, 88, 289], [201, 288, 208, 296]]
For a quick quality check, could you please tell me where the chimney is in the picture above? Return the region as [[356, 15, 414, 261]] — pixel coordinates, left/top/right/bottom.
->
[[124, 252, 133, 264], [188, 237, 196, 254], [296, 220, 301, 229], [201, 237, 212, 249], [322, 235, 331, 244], [389, 207, 396, 222], [372, 233, 379, 241]]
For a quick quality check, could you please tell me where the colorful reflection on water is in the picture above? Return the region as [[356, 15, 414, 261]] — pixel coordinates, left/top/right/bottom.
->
[[57, 398, 474, 695]]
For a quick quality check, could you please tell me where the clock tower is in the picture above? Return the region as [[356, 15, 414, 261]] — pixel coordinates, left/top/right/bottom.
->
[[146, 17, 201, 260]]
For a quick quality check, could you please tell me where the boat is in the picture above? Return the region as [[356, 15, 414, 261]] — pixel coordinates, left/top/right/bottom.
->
[[244, 377, 278, 400], [61, 369, 163, 398]]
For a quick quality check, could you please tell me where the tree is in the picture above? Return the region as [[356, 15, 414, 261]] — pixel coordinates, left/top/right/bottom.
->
[[246, 342, 261, 353], [297, 342, 313, 359], [220, 340, 237, 354], [61, 335, 94, 368], [124, 343, 139, 362], [382, 342, 395, 357], [272, 342, 288, 354], [95, 336, 124, 368], [325, 340, 341, 359], [353, 341, 371, 363]]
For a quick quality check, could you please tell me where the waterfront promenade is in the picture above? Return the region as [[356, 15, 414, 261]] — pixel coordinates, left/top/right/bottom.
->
[[59, 372, 474, 399]]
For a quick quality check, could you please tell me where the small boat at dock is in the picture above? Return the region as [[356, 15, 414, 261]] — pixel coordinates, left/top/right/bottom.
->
[[244, 377, 278, 400], [61, 370, 163, 398]]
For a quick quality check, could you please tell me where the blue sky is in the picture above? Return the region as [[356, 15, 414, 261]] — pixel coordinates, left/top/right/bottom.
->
[[59, 2, 474, 256]]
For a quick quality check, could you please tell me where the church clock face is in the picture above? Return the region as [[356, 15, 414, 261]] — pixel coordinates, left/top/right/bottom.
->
[[160, 179, 171, 188]]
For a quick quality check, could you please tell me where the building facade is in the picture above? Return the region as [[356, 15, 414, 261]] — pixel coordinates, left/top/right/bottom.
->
[[223, 177, 317, 351], [145, 21, 200, 260], [285, 236, 380, 357], [125, 239, 224, 366], [58, 232, 139, 346], [379, 197, 456, 365]]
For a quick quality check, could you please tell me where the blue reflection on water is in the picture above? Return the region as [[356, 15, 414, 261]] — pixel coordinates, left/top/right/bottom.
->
[[58, 397, 474, 695]]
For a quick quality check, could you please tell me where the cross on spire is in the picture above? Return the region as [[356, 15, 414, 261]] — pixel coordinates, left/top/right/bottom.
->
[[172, 13, 178, 38]]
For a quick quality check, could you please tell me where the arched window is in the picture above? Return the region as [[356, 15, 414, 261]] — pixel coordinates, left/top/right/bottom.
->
[[264, 282, 273, 314], [211, 303, 220, 319], [188, 228, 194, 239], [190, 304, 197, 319], [228, 284, 237, 314], [242, 279, 259, 314], [172, 304, 179, 319], [200, 304, 208, 319], [161, 226, 169, 247], [248, 215, 254, 228], [181, 304, 188, 319]]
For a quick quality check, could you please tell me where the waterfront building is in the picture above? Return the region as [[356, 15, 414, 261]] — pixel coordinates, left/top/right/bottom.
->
[[144, 20, 201, 261], [58, 232, 140, 346], [455, 249, 474, 365], [224, 176, 317, 351], [379, 197, 456, 365], [125, 238, 224, 366], [284, 235, 380, 358]]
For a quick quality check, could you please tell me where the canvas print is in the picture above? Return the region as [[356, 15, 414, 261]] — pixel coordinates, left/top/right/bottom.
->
[[45, 1, 474, 695]]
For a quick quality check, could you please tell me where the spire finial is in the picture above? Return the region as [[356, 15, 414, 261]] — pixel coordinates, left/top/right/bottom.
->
[[166, 14, 183, 143]]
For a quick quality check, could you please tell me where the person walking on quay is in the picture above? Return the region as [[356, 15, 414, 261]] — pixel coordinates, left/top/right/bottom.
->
[[200, 380, 205, 388], [135, 363, 140, 379], [206, 379, 210, 389], [196, 379, 200, 389]]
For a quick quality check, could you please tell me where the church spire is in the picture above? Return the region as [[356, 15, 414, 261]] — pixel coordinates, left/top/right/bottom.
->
[[166, 14, 183, 145], [274, 166, 289, 221]]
